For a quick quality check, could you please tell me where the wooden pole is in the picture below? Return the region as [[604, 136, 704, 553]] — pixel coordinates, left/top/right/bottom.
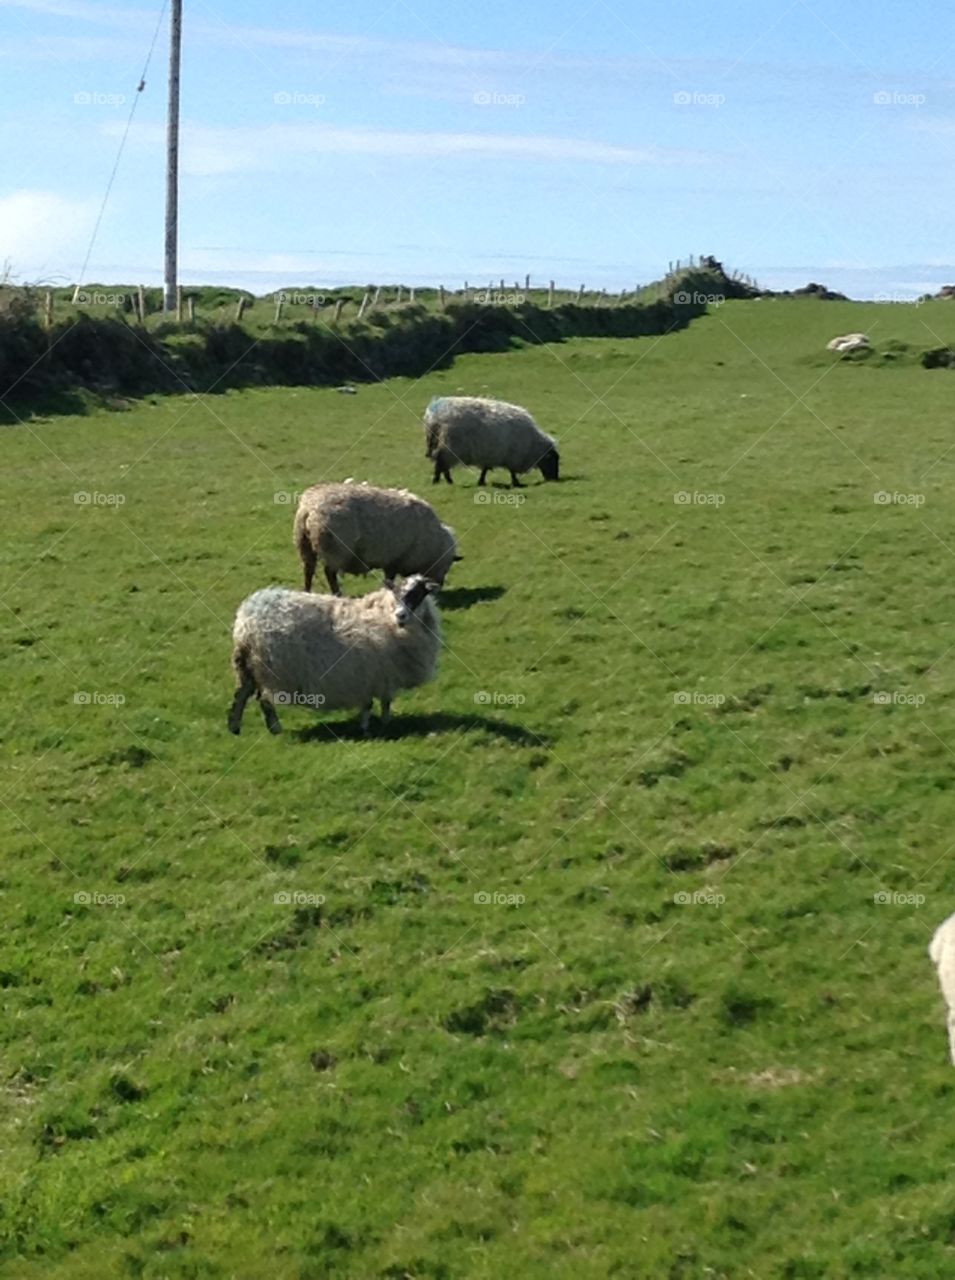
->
[[372, 285, 381, 307], [163, 0, 183, 311], [235, 295, 247, 323], [548, 280, 555, 308], [409, 287, 415, 304], [274, 296, 284, 323], [357, 292, 370, 319], [332, 298, 344, 324], [438, 285, 445, 309], [176, 284, 183, 322], [137, 285, 146, 323], [576, 284, 585, 303], [186, 294, 195, 322], [44, 290, 54, 329], [525, 273, 530, 290], [396, 285, 403, 305]]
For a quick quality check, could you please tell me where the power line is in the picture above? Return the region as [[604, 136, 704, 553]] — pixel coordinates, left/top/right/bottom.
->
[[73, 1, 169, 298]]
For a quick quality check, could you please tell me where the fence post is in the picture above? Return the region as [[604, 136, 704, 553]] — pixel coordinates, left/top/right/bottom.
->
[[525, 273, 530, 290], [548, 280, 555, 308], [438, 285, 445, 309], [409, 286, 416, 304], [358, 292, 370, 319], [186, 295, 195, 322], [274, 296, 284, 323], [396, 284, 403, 305], [44, 290, 54, 329], [576, 283, 585, 303], [175, 285, 183, 322], [372, 285, 381, 307], [332, 298, 344, 324], [137, 285, 146, 323]]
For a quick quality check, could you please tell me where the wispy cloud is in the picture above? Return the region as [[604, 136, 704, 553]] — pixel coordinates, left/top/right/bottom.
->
[[0, 189, 96, 276], [106, 119, 711, 176]]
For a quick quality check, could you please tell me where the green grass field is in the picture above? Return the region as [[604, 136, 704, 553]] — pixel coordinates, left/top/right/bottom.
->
[[4, 298, 955, 1278]]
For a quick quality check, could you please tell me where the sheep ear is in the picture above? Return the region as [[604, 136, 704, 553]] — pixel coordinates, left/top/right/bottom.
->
[[453, 554, 463, 562]]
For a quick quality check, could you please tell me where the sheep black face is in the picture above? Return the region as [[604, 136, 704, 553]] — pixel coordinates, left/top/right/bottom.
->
[[393, 575, 440, 627], [538, 447, 560, 481]]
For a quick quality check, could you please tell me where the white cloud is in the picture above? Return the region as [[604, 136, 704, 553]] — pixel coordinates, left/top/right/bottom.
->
[[106, 119, 709, 177], [0, 189, 95, 277]]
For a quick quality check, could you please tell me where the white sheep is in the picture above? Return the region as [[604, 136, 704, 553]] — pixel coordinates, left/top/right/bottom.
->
[[424, 395, 560, 488], [293, 482, 460, 595], [228, 574, 441, 736], [826, 333, 870, 353], [929, 913, 955, 1064]]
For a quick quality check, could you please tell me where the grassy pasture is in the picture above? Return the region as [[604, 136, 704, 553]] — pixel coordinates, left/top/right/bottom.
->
[[4, 298, 955, 1277]]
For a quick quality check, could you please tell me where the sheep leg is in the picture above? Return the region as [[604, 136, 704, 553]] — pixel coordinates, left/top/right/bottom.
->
[[477, 469, 488, 486], [509, 471, 525, 488], [301, 548, 317, 593], [379, 698, 392, 726], [228, 673, 256, 735], [324, 566, 341, 596], [260, 694, 282, 734], [359, 703, 373, 735]]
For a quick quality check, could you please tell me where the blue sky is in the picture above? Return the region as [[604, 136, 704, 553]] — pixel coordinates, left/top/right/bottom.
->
[[1, 0, 953, 297]]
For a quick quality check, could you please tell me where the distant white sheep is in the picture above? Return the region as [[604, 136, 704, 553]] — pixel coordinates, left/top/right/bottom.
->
[[293, 482, 460, 594], [424, 395, 560, 488], [228, 575, 441, 736], [826, 333, 870, 353], [929, 913, 955, 1064]]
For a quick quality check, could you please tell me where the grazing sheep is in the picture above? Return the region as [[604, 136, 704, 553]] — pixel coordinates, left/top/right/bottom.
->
[[424, 395, 560, 487], [929, 913, 955, 1064], [228, 575, 441, 736], [293, 482, 460, 594], [826, 333, 870, 353]]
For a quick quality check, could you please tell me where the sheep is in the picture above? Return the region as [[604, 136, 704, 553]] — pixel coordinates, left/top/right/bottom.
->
[[228, 574, 441, 736], [929, 913, 955, 1064], [424, 395, 560, 488], [826, 333, 870, 353], [293, 482, 460, 595]]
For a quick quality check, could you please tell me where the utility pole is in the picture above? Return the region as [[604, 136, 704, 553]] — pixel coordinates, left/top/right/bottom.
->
[[164, 0, 183, 311]]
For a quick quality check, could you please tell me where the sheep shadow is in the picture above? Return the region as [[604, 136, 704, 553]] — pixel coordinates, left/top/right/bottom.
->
[[293, 711, 550, 747], [438, 585, 505, 611]]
